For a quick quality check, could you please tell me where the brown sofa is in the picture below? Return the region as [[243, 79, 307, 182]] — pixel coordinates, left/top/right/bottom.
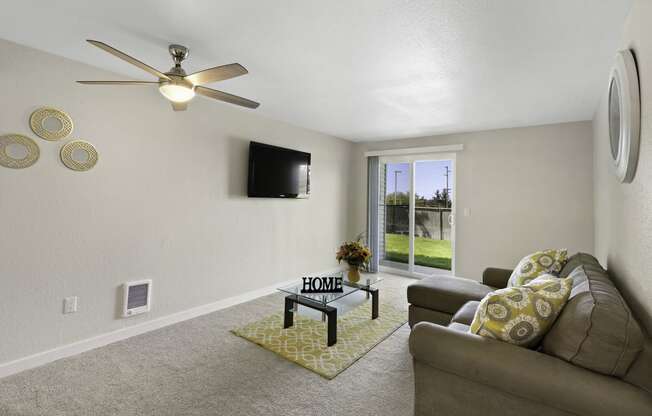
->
[[407, 253, 652, 416]]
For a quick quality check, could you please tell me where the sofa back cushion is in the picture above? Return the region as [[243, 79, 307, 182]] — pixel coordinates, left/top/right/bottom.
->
[[542, 258, 644, 377], [559, 252, 601, 278]]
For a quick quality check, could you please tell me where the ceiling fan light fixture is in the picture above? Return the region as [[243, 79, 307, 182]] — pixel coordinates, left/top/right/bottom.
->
[[78, 40, 259, 110], [159, 83, 195, 103]]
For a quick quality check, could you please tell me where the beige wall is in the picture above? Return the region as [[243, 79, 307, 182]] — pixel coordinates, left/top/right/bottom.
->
[[0, 39, 354, 363], [351, 122, 594, 280], [593, 0, 652, 333]]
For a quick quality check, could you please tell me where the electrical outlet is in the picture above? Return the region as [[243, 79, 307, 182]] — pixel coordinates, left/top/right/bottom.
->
[[63, 296, 78, 314], [464, 208, 471, 217]]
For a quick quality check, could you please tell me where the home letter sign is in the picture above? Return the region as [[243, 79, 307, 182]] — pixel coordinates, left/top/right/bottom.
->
[[301, 276, 343, 293]]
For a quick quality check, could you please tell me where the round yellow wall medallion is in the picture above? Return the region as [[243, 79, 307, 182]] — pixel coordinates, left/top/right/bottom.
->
[[60, 140, 98, 171], [30, 107, 73, 141], [0, 134, 40, 169]]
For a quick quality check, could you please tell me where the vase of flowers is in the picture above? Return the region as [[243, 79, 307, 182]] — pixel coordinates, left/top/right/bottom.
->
[[347, 265, 361, 283], [336, 239, 372, 283]]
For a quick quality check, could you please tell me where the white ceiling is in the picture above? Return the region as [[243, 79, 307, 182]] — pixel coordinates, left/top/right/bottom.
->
[[0, 0, 632, 141]]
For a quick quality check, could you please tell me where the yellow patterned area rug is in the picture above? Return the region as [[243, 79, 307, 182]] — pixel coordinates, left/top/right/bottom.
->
[[232, 302, 408, 379]]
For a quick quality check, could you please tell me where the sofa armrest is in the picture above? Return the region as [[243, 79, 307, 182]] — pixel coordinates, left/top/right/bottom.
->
[[409, 322, 652, 416], [482, 267, 512, 288]]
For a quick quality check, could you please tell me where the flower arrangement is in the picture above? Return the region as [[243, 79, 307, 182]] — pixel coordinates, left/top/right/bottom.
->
[[336, 240, 372, 269]]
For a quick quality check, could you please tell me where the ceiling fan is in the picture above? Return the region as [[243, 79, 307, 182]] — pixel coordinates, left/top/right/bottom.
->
[[77, 40, 259, 111]]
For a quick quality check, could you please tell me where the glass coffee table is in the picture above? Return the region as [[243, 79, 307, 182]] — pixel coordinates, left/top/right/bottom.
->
[[278, 271, 382, 346]]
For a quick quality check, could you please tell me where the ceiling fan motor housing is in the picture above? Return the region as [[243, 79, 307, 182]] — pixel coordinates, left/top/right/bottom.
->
[[169, 44, 189, 66]]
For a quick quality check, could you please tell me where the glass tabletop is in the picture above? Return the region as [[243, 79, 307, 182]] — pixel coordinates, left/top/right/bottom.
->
[[277, 271, 383, 305], [343, 271, 383, 290]]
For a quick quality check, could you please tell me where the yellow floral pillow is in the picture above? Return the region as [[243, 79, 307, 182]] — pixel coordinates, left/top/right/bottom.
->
[[469, 275, 572, 348], [507, 249, 568, 287]]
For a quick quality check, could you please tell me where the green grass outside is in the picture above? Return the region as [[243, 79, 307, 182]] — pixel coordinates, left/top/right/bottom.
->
[[384, 233, 452, 270]]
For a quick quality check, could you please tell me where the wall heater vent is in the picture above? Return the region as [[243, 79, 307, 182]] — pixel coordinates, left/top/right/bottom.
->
[[122, 279, 152, 317]]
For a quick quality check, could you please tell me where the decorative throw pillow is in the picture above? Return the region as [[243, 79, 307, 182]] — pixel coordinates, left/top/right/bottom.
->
[[469, 275, 573, 348], [507, 249, 568, 287]]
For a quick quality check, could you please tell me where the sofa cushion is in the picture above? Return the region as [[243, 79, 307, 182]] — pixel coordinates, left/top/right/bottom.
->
[[542, 264, 645, 377], [559, 252, 601, 278], [507, 248, 568, 287], [451, 301, 480, 325], [408, 305, 452, 328], [470, 275, 573, 348], [447, 322, 471, 332], [624, 339, 652, 394], [408, 276, 493, 315]]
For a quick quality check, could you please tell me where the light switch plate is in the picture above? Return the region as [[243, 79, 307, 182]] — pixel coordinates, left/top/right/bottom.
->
[[63, 296, 78, 314]]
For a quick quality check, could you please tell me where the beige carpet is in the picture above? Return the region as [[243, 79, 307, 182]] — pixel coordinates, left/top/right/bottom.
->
[[0, 274, 415, 416]]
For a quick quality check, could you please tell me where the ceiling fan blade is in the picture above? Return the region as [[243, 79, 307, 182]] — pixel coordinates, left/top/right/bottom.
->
[[195, 86, 260, 109], [171, 102, 188, 112], [86, 40, 170, 80], [77, 81, 159, 85], [184, 63, 248, 85]]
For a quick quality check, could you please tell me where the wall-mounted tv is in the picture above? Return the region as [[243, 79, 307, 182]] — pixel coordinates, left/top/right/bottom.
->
[[247, 141, 311, 198]]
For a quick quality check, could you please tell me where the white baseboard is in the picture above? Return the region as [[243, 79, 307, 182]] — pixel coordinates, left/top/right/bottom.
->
[[0, 267, 344, 379]]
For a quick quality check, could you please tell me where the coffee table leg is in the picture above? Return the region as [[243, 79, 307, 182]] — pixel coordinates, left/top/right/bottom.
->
[[327, 309, 337, 346], [284, 296, 294, 328], [371, 288, 379, 319]]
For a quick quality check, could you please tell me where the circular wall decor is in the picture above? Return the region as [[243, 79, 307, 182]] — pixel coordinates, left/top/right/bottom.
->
[[30, 107, 73, 141], [608, 49, 641, 183], [60, 140, 98, 171], [0, 134, 40, 169]]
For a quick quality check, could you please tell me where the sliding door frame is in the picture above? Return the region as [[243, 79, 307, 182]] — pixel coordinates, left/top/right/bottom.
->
[[378, 152, 457, 278]]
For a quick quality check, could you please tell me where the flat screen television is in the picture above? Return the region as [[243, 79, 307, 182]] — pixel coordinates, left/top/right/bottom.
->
[[247, 141, 311, 198]]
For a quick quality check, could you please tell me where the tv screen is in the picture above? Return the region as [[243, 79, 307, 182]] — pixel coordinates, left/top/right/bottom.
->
[[247, 141, 311, 198]]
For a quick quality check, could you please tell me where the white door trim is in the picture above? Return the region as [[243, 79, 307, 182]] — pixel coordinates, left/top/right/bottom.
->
[[364, 144, 463, 157]]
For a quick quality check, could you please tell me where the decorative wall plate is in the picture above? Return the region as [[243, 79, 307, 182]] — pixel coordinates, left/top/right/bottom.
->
[[60, 140, 98, 171], [0, 134, 40, 169], [608, 50, 641, 183], [30, 107, 73, 141]]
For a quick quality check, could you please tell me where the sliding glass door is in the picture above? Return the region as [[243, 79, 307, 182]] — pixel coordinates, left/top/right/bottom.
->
[[378, 154, 455, 276], [380, 162, 411, 272]]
